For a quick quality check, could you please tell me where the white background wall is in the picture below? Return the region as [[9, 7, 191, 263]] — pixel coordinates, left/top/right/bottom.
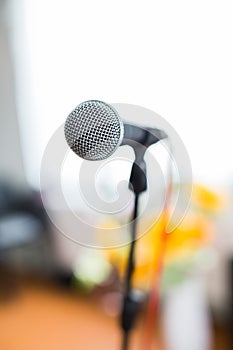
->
[[0, 0, 26, 187], [7, 0, 233, 189]]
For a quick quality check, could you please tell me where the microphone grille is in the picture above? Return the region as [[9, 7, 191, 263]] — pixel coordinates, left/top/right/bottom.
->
[[64, 100, 124, 160]]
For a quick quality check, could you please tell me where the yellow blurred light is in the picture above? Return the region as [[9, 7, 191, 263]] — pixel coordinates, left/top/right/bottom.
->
[[191, 183, 225, 213]]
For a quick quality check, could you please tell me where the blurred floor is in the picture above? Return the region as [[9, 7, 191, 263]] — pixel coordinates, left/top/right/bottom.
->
[[0, 281, 229, 350], [0, 281, 147, 350]]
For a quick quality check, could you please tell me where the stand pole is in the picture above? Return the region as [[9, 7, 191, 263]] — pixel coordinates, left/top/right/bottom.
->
[[121, 194, 139, 350], [120, 152, 147, 350]]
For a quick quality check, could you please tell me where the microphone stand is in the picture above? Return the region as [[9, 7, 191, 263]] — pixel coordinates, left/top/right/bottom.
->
[[120, 129, 168, 350], [120, 147, 147, 350]]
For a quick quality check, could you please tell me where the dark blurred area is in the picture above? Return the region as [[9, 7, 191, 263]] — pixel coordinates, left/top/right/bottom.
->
[[0, 181, 49, 298], [0, 1, 233, 350]]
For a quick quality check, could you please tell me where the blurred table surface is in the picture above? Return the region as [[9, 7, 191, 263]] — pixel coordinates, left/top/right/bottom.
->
[[0, 281, 163, 350]]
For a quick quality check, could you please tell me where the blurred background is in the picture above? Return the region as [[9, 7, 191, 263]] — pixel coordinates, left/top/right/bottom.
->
[[0, 0, 233, 349]]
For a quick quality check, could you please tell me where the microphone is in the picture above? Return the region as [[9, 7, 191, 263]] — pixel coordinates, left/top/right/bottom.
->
[[64, 100, 167, 161], [64, 100, 169, 349]]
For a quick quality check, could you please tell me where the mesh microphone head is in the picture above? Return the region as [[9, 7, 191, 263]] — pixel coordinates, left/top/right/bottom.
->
[[64, 100, 124, 160]]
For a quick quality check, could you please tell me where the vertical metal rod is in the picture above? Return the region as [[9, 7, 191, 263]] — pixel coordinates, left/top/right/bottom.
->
[[121, 194, 139, 350]]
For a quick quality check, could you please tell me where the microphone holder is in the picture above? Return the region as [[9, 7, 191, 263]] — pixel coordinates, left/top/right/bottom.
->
[[120, 145, 148, 350]]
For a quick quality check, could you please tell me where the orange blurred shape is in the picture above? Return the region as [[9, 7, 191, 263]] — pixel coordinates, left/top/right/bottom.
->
[[102, 183, 224, 290]]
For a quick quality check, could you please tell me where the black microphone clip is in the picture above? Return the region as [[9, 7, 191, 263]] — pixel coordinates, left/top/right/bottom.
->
[[121, 124, 168, 195]]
